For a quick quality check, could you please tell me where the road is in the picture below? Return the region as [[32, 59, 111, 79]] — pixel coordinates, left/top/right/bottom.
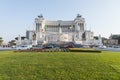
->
[[96, 47, 120, 52], [0, 47, 15, 51], [0, 47, 120, 52]]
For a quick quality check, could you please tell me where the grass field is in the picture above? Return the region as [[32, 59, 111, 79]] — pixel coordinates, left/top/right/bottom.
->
[[0, 51, 120, 80]]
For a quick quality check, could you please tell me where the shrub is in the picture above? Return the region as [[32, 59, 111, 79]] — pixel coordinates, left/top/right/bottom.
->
[[69, 48, 101, 53]]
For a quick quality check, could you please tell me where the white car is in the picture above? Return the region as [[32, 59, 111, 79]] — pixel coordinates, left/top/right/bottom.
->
[[98, 45, 107, 49], [16, 45, 32, 50]]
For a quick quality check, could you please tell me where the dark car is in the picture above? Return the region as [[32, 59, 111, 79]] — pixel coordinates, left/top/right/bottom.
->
[[42, 43, 58, 49]]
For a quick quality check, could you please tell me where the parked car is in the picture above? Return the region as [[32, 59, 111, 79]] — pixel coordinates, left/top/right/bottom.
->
[[98, 45, 107, 49], [42, 43, 58, 49], [16, 45, 32, 50]]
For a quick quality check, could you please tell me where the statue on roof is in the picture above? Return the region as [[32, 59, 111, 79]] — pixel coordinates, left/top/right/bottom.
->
[[38, 14, 43, 18], [33, 32, 36, 40], [77, 14, 82, 18]]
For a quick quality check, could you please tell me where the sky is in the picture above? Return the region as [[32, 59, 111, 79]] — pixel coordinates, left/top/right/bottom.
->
[[0, 0, 120, 42]]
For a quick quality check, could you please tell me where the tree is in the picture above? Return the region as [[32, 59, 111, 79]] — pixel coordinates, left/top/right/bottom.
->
[[94, 36, 98, 40], [102, 37, 108, 45], [0, 37, 3, 46], [110, 35, 120, 44], [8, 40, 16, 46]]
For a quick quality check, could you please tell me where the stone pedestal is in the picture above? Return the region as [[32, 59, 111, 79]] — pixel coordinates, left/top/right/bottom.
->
[[32, 40, 37, 46]]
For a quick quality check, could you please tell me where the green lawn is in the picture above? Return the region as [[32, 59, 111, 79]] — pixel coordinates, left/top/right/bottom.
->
[[0, 51, 120, 80]]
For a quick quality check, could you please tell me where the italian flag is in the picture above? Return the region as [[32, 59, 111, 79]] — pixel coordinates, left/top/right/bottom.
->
[[41, 25, 46, 32], [44, 25, 46, 31]]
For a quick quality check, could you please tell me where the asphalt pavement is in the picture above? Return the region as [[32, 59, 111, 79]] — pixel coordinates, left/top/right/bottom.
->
[[0, 47, 15, 51], [96, 47, 120, 52]]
